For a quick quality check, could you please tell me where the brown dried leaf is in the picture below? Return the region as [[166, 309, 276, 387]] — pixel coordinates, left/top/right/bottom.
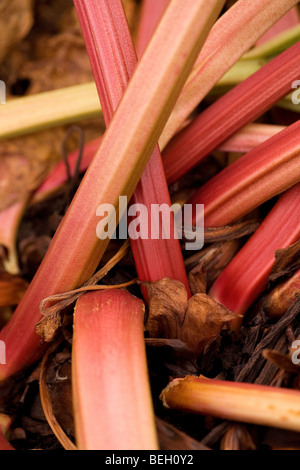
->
[[0, 0, 33, 63], [188, 263, 207, 295], [0, 155, 31, 211], [0, 273, 28, 308], [181, 294, 236, 354], [185, 239, 241, 289], [144, 278, 188, 339], [203, 220, 259, 243], [220, 424, 256, 450], [144, 279, 236, 355], [263, 349, 300, 374], [262, 268, 300, 319], [269, 240, 300, 283], [156, 417, 210, 450]]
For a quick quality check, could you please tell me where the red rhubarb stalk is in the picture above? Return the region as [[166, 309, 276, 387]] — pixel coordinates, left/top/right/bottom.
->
[[72, 290, 158, 450], [209, 184, 300, 328], [163, 41, 300, 185], [135, 0, 170, 58], [74, 0, 190, 293], [0, 429, 14, 451], [159, 0, 300, 149], [189, 122, 300, 228], [218, 124, 285, 154], [0, 0, 223, 380]]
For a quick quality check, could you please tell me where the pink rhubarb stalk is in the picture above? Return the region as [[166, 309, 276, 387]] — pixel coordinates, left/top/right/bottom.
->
[[72, 289, 158, 450], [218, 124, 285, 154], [209, 184, 300, 328], [74, 0, 190, 293], [188, 121, 300, 228], [161, 375, 300, 432], [0, 0, 223, 380], [256, 6, 300, 45], [163, 40, 300, 185], [135, 0, 170, 58], [159, 0, 300, 149]]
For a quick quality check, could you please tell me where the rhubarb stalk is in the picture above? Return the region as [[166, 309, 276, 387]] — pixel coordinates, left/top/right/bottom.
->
[[209, 184, 300, 328], [163, 41, 300, 185], [0, 0, 223, 380], [159, 0, 300, 149], [135, 0, 170, 58], [74, 0, 190, 292], [72, 290, 158, 450], [188, 122, 300, 228], [161, 375, 300, 433]]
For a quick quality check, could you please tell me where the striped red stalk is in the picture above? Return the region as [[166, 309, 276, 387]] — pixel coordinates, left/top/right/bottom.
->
[[159, 0, 300, 149], [188, 121, 300, 228], [74, 0, 190, 294], [163, 41, 300, 185], [218, 123, 285, 154], [135, 0, 170, 58], [209, 184, 300, 329], [0, 0, 223, 381]]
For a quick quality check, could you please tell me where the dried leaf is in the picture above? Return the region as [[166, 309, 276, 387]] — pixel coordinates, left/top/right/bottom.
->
[[0, 0, 33, 63], [0, 273, 28, 308], [188, 264, 207, 295], [263, 349, 300, 374], [269, 240, 300, 283], [144, 278, 236, 355], [220, 424, 256, 450], [185, 239, 241, 289], [156, 417, 210, 450]]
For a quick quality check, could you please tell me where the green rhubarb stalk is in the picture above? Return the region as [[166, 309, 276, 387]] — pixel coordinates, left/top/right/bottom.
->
[[0, 83, 100, 140]]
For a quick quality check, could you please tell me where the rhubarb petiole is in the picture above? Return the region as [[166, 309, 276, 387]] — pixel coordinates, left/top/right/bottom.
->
[[209, 184, 300, 328], [161, 375, 300, 433], [135, 0, 170, 59], [0, 0, 224, 380], [218, 124, 285, 154], [159, 0, 300, 149], [255, 6, 300, 46], [72, 290, 158, 450], [188, 122, 300, 228], [163, 41, 300, 185], [74, 0, 191, 293], [0, 83, 101, 141]]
